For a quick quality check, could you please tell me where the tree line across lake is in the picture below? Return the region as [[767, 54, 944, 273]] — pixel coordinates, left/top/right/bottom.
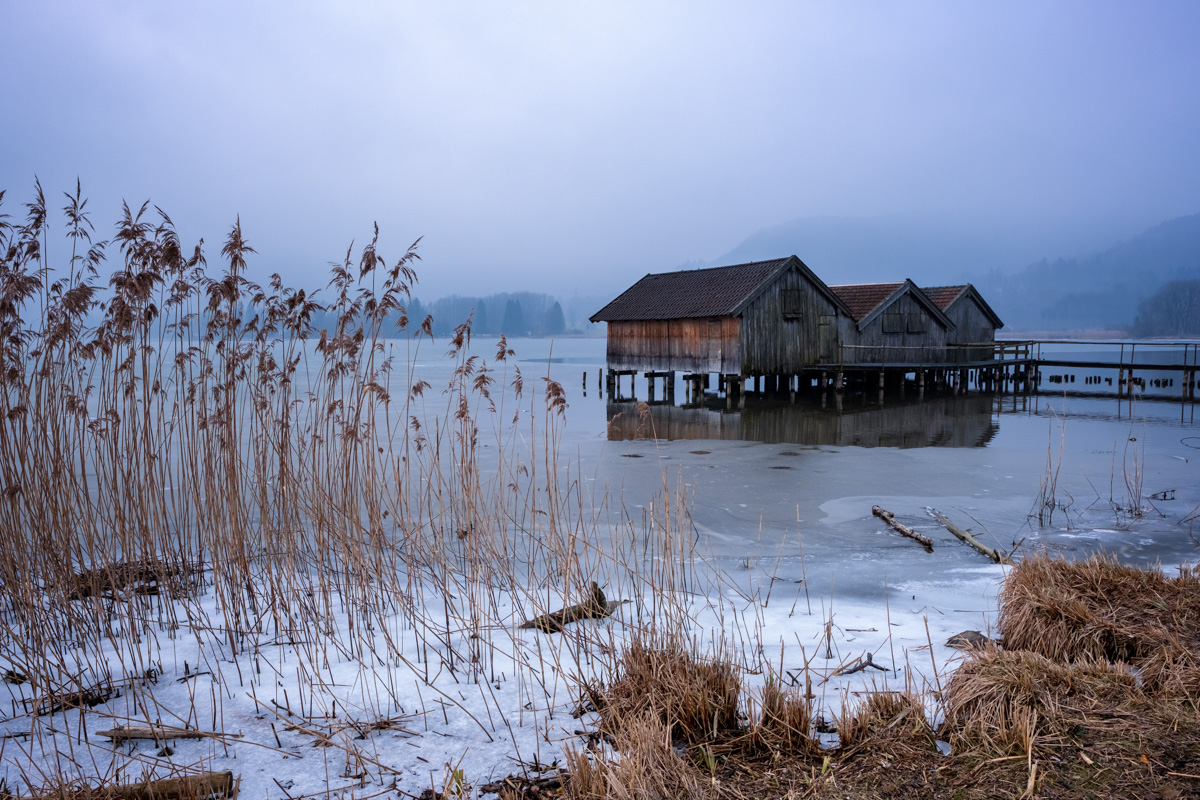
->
[[307, 291, 572, 338], [1131, 279, 1200, 337]]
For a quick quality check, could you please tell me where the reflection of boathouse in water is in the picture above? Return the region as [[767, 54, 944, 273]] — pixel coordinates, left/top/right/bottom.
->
[[606, 394, 999, 448], [589, 256, 1004, 401]]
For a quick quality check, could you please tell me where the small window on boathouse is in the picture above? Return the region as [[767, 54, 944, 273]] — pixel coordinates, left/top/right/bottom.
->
[[782, 290, 803, 320]]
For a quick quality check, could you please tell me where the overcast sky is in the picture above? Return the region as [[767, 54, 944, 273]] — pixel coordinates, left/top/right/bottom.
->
[[4, 1, 1199, 301]]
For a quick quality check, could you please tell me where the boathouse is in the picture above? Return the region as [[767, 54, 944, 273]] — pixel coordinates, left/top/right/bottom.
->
[[590, 257, 1003, 399], [589, 255, 853, 376], [921, 284, 1005, 362], [827, 280, 954, 365]]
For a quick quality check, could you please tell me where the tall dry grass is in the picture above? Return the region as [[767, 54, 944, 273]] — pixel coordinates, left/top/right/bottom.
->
[[0, 182, 723, 795]]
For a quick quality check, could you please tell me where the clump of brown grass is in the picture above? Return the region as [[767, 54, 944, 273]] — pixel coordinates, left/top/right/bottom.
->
[[563, 714, 705, 800], [749, 678, 815, 755], [1137, 635, 1200, 698], [598, 634, 740, 747], [835, 690, 934, 754], [939, 648, 1138, 755], [999, 553, 1200, 695]]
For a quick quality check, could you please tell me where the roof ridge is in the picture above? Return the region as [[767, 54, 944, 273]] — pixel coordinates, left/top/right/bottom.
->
[[590, 258, 794, 322], [642, 257, 790, 279]]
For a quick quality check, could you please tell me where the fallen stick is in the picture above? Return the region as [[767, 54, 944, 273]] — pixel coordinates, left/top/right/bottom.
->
[[821, 652, 888, 684], [480, 772, 564, 797], [19, 771, 235, 800], [872, 506, 934, 551], [519, 582, 624, 633], [927, 508, 1014, 565], [96, 724, 242, 742]]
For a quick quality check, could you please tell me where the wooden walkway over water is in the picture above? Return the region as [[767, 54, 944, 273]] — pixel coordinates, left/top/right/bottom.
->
[[595, 339, 1200, 405], [989, 340, 1200, 400]]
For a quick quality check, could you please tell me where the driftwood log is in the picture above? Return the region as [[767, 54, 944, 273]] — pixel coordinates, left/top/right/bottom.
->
[[29, 685, 116, 717], [871, 506, 934, 551], [16, 771, 236, 800], [478, 773, 563, 799], [96, 725, 242, 743], [519, 582, 625, 633], [927, 508, 1014, 565]]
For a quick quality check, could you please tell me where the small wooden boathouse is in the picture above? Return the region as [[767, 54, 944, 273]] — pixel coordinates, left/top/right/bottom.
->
[[921, 284, 1005, 362], [589, 257, 1003, 400]]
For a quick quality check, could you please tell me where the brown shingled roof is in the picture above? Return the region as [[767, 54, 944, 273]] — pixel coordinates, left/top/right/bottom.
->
[[921, 284, 1004, 328], [590, 258, 791, 322], [827, 282, 904, 322], [921, 285, 968, 311]]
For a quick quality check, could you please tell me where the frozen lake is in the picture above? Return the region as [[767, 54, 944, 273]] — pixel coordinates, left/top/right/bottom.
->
[[454, 335, 1200, 600]]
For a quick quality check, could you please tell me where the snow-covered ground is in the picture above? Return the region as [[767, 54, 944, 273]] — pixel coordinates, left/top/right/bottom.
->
[[0, 546, 1006, 799]]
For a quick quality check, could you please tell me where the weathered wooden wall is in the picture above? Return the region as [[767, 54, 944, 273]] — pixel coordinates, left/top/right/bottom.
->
[[738, 266, 847, 374], [943, 296, 996, 362], [605, 317, 741, 373], [846, 293, 951, 365]]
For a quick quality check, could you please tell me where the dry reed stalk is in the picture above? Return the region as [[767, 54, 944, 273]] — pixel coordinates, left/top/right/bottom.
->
[[1032, 407, 1069, 525], [0, 181, 727, 798]]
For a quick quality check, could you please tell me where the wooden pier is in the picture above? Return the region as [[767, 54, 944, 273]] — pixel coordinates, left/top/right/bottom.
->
[[595, 340, 1200, 404], [989, 340, 1200, 400]]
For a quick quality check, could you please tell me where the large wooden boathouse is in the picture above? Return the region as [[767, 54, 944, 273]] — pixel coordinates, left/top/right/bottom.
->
[[589, 256, 1003, 401]]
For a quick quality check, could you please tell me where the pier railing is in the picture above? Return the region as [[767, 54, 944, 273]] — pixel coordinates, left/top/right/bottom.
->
[[834, 342, 1006, 368], [993, 338, 1200, 399]]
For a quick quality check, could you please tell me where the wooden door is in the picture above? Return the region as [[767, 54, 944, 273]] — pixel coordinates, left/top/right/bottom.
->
[[819, 316, 838, 363]]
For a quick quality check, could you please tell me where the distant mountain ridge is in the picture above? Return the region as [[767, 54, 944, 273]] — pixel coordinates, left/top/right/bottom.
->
[[713, 218, 985, 285], [975, 214, 1200, 331], [704, 213, 1200, 332]]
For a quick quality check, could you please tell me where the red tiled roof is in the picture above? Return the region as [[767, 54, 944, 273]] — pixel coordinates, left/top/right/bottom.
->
[[590, 259, 791, 322], [827, 282, 904, 322]]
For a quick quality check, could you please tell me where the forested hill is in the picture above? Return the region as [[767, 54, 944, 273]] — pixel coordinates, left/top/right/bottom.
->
[[711, 213, 1200, 333], [307, 291, 583, 338], [975, 214, 1200, 332]]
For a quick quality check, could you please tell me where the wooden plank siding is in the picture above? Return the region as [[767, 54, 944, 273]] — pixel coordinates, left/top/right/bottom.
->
[[847, 292, 951, 365], [605, 317, 740, 373], [738, 265, 846, 374], [943, 296, 995, 362]]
